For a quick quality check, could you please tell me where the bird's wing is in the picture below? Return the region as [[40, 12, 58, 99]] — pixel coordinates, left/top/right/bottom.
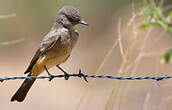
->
[[24, 48, 42, 74], [24, 30, 61, 74]]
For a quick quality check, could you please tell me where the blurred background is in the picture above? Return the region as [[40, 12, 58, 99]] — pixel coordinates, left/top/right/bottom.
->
[[1, 0, 172, 110]]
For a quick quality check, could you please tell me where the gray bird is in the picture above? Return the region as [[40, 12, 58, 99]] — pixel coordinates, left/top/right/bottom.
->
[[11, 5, 88, 102]]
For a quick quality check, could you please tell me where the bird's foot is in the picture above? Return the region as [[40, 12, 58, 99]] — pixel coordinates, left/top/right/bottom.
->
[[78, 69, 88, 82], [48, 73, 54, 81], [56, 65, 70, 80], [64, 73, 70, 80], [43, 65, 54, 81]]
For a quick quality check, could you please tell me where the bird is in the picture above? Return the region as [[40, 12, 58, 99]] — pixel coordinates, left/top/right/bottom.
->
[[11, 5, 88, 102]]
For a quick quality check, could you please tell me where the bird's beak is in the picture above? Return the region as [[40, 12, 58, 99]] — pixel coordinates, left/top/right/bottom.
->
[[79, 20, 88, 26]]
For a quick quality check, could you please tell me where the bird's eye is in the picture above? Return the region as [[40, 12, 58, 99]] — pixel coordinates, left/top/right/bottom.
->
[[67, 17, 74, 22]]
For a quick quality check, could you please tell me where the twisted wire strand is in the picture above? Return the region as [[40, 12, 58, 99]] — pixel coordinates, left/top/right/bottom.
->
[[0, 73, 171, 85]]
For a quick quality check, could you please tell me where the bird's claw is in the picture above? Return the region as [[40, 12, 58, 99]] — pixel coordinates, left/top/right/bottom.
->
[[78, 69, 88, 83], [48, 74, 54, 81], [44, 65, 55, 81], [64, 73, 69, 80]]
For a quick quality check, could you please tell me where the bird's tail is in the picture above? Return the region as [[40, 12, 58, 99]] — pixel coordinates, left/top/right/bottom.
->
[[11, 75, 36, 102]]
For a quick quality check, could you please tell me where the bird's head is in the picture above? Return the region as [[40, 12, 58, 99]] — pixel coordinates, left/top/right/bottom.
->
[[54, 6, 88, 29]]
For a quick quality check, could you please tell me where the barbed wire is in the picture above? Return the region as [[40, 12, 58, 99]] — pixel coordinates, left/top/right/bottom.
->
[[0, 72, 171, 86]]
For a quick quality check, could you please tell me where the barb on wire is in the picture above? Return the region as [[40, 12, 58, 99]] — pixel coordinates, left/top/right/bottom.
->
[[0, 72, 171, 86]]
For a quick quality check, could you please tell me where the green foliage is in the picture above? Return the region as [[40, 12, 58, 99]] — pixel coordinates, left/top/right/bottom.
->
[[161, 48, 172, 64], [156, 20, 172, 34], [138, 5, 172, 34], [139, 22, 155, 29], [138, 5, 163, 18], [167, 11, 172, 22], [138, 5, 172, 64]]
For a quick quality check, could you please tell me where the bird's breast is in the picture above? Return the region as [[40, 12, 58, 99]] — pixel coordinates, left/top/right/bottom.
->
[[42, 31, 78, 69]]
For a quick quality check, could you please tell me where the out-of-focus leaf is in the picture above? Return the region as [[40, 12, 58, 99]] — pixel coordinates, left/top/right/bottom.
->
[[138, 5, 163, 19], [138, 5, 155, 16], [139, 23, 154, 29], [157, 20, 172, 34], [167, 11, 172, 22], [156, 8, 163, 18], [161, 48, 172, 64]]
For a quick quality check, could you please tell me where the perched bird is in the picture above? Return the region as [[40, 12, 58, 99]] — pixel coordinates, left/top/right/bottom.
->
[[11, 5, 88, 102]]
